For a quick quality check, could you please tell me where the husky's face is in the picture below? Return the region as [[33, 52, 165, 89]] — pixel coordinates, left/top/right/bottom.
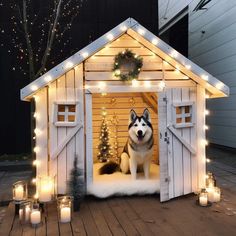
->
[[128, 109, 153, 144]]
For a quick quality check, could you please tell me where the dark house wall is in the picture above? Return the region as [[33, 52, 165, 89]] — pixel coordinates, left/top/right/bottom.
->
[[159, 14, 188, 57], [0, 0, 158, 155]]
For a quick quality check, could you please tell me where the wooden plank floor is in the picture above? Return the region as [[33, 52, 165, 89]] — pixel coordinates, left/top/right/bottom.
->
[[1, 190, 236, 236]]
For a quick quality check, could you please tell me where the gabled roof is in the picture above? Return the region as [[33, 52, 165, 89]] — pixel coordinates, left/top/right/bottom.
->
[[21, 18, 229, 101]]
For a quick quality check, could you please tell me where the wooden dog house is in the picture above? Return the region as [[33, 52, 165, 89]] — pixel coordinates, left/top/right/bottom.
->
[[21, 18, 229, 202]]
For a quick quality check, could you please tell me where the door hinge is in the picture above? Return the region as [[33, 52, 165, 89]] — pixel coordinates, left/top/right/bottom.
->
[[164, 131, 170, 144], [165, 176, 171, 183], [163, 97, 167, 103]]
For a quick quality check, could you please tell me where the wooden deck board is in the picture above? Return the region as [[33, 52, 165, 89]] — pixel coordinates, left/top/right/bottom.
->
[[1, 192, 236, 236]]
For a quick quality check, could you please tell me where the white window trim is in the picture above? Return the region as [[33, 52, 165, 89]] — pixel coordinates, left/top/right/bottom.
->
[[53, 101, 79, 127], [172, 102, 195, 128]]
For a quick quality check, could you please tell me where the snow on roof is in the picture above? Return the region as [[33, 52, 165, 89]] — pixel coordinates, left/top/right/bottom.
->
[[21, 18, 229, 101]]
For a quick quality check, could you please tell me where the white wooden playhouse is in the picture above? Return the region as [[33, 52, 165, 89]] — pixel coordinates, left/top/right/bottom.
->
[[21, 18, 229, 202]]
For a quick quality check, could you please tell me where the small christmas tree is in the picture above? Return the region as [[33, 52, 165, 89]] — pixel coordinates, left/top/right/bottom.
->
[[67, 155, 85, 211], [97, 109, 113, 162]]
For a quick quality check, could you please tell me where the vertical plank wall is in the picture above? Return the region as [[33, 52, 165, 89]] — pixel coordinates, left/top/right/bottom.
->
[[166, 86, 197, 199], [48, 65, 84, 194]]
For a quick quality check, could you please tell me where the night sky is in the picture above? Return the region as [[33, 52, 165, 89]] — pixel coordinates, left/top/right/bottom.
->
[[0, 0, 158, 155]]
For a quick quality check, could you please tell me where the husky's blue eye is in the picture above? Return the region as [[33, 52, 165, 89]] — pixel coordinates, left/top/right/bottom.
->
[[142, 124, 146, 126], [134, 124, 138, 127]]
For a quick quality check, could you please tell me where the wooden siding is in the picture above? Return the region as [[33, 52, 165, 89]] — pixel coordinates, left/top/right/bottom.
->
[[189, 0, 236, 148], [92, 93, 159, 163], [158, 0, 192, 29], [84, 34, 187, 82]]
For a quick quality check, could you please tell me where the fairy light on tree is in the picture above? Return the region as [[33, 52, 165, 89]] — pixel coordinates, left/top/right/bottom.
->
[[97, 108, 113, 163], [1, 0, 83, 82]]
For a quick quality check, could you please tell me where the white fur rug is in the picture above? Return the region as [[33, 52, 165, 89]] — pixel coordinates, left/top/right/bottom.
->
[[87, 163, 160, 198]]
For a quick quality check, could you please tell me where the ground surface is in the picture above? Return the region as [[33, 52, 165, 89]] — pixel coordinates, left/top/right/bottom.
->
[[0, 190, 236, 236]]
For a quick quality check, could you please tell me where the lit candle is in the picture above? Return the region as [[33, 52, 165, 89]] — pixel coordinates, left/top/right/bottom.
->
[[39, 178, 53, 202], [19, 209, 23, 221], [60, 207, 71, 223], [207, 187, 214, 202], [30, 210, 41, 225], [15, 185, 24, 201], [199, 195, 208, 206], [25, 206, 31, 222], [213, 187, 221, 202]]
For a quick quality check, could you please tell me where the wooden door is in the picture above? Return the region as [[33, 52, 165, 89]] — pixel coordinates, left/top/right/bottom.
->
[[159, 87, 198, 201]]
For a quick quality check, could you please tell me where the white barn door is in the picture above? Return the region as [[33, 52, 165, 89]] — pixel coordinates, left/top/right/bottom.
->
[[159, 87, 198, 202]]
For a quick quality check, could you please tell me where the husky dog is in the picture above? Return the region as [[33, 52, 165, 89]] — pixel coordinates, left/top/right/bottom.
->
[[100, 108, 154, 179]]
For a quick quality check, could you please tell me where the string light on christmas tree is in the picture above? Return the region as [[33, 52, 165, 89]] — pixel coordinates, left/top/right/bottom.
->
[[97, 108, 113, 162]]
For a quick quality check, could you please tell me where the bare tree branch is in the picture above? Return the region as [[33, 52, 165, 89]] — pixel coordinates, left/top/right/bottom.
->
[[22, 0, 35, 81], [35, 0, 63, 78]]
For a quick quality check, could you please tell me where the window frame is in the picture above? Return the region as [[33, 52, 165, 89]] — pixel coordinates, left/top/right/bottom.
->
[[53, 101, 79, 127], [172, 101, 194, 128]]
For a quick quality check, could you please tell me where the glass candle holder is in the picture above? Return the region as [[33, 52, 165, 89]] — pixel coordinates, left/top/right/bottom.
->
[[199, 188, 208, 206], [19, 201, 32, 223], [206, 172, 216, 188], [30, 203, 41, 227], [213, 187, 221, 203], [37, 176, 55, 203], [57, 196, 73, 223], [12, 181, 28, 202]]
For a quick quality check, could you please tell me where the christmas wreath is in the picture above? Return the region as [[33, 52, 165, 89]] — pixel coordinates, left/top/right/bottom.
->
[[113, 49, 143, 81]]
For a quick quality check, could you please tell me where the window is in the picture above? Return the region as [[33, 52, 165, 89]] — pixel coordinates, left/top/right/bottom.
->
[[54, 102, 78, 126], [173, 102, 194, 128]]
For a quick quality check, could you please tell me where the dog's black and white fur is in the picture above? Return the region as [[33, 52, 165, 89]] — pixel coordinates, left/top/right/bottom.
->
[[100, 108, 154, 179]]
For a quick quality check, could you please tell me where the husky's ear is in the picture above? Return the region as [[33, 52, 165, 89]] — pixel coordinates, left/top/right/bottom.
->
[[143, 108, 151, 122], [129, 109, 137, 122]]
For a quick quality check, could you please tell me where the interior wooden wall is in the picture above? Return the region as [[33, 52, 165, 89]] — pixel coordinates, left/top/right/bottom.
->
[[92, 93, 159, 163]]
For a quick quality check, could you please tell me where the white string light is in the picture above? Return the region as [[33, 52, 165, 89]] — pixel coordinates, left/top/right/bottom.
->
[[120, 25, 127, 31], [34, 128, 41, 136], [205, 110, 210, 116], [33, 147, 40, 153], [33, 160, 39, 166], [98, 81, 107, 90], [151, 38, 158, 45], [65, 61, 74, 69], [138, 28, 145, 35], [44, 75, 52, 82], [216, 82, 224, 90], [204, 125, 209, 130], [206, 158, 211, 163], [31, 85, 38, 91], [185, 64, 191, 70], [170, 50, 178, 58], [144, 81, 151, 88], [201, 75, 209, 81], [82, 52, 88, 58], [107, 33, 114, 41], [132, 79, 139, 87]]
